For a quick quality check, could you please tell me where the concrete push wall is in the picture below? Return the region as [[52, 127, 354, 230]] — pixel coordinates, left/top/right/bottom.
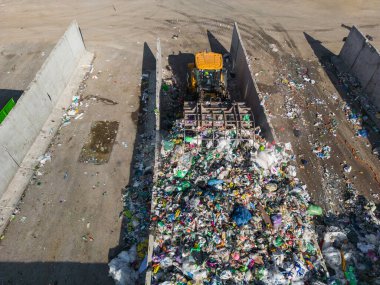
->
[[339, 26, 380, 111], [230, 22, 274, 142], [0, 21, 86, 197], [156, 39, 162, 131]]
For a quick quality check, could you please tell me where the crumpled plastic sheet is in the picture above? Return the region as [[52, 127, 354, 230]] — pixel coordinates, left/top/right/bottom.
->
[[108, 245, 139, 285], [150, 122, 327, 284]]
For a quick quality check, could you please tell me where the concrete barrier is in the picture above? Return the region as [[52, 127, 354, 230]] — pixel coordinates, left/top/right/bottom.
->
[[0, 21, 87, 197], [230, 22, 275, 142], [339, 26, 366, 70], [156, 39, 162, 131], [145, 38, 162, 285], [339, 26, 380, 111]]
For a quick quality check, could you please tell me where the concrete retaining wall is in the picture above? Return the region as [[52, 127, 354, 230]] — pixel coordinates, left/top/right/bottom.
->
[[339, 26, 380, 110], [0, 21, 86, 197], [156, 39, 162, 131], [230, 22, 275, 141], [145, 38, 162, 285]]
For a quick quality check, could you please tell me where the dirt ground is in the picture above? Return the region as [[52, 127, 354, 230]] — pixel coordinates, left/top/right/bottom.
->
[[1, 0, 380, 284]]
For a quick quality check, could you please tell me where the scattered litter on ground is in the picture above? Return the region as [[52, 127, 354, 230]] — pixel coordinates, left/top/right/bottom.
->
[[343, 164, 352, 173], [313, 144, 331, 159], [82, 233, 94, 242], [269, 43, 279, 53], [38, 152, 51, 166]]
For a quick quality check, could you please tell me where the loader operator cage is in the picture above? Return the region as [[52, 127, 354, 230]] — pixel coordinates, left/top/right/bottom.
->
[[196, 69, 221, 92]]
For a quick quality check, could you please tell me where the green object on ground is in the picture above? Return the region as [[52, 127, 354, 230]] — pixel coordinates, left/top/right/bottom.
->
[[257, 267, 265, 280], [162, 84, 169, 92], [345, 266, 357, 285], [185, 136, 194, 143], [0, 110, 6, 124], [243, 114, 250, 122], [123, 210, 133, 218], [181, 181, 191, 190], [176, 170, 187, 178], [306, 242, 316, 254], [307, 204, 323, 216], [191, 245, 201, 252], [163, 140, 174, 151], [0, 98, 16, 124], [274, 236, 284, 247]]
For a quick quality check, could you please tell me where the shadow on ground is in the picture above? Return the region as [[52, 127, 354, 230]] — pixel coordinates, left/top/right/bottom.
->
[[160, 52, 193, 130], [304, 32, 380, 152], [107, 42, 156, 284], [314, 193, 380, 283], [0, 261, 113, 285], [207, 30, 228, 55], [0, 89, 23, 109]]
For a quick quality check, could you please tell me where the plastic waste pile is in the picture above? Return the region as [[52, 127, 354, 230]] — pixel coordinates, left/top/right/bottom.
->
[[337, 70, 379, 136], [109, 245, 140, 285], [150, 122, 327, 284], [317, 181, 380, 285]]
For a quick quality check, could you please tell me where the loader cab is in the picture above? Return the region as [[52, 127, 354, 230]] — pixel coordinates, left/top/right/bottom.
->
[[187, 51, 227, 101], [197, 69, 221, 91]]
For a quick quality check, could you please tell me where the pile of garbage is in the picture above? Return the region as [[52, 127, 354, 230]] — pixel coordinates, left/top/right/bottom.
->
[[337, 70, 379, 136], [317, 181, 380, 284], [150, 123, 327, 284]]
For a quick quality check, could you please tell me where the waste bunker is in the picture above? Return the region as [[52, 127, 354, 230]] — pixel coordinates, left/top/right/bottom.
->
[[109, 23, 329, 285]]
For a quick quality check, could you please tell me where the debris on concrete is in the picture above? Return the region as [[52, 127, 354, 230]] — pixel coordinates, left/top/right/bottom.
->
[[121, 141, 128, 148], [38, 152, 51, 166], [343, 164, 352, 173], [269, 43, 279, 53], [313, 144, 331, 159]]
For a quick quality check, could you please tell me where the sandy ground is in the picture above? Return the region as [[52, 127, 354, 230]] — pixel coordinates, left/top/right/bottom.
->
[[1, 0, 380, 284]]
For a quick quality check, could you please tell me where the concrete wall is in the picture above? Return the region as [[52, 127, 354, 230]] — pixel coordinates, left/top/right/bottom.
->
[[145, 38, 161, 285], [339, 26, 380, 110], [0, 21, 86, 196], [156, 39, 162, 131], [230, 22, 275, 141]]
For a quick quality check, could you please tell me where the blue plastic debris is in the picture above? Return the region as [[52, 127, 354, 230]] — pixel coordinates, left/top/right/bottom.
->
[[231, 206, 252, 226], [356, 129, 368, 138], [207, 179, 224, 186]]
